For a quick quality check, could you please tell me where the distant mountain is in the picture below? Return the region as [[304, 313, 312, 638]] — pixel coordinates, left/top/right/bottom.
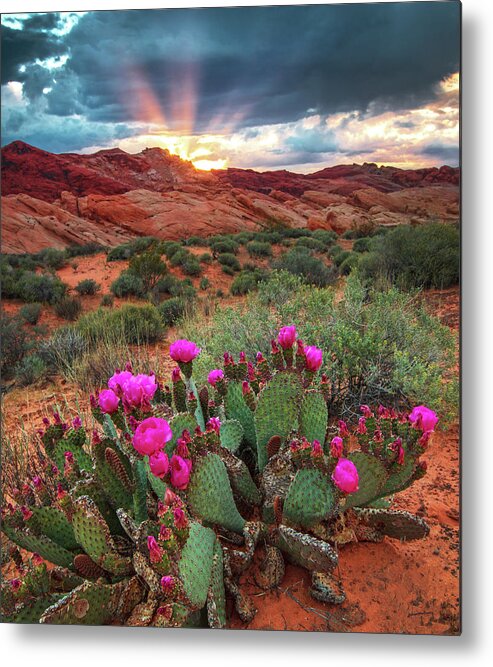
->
[[1, 141, 460, 254]]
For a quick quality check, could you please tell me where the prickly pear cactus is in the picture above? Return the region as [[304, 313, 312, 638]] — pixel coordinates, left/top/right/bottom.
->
[[1, 329, 434, 625]]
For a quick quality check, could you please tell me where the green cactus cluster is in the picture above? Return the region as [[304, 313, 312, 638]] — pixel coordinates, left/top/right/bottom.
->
[[1, 329, 432, 626]]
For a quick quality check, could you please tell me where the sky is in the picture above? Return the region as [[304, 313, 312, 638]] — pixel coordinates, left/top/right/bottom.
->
[[1, 3, 460, 172]]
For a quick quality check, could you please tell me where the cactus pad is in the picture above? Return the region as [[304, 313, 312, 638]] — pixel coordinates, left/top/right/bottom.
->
[[354, 508, 430, 541], [206, 541, 227, 628], [283, 469, 336, 528], [40, 580, 125, 625], [225, 382, 256, 448], [166, 413, 198, 456], [30, 507, 78, 550], [219, 419, 244, 453], [254, 372, 303, 470], [299, 391, 328, 444], [178, 522, 216, 609], [345, 451, 388, 509], [271, 525, 338, 573], [187, 453, 246, 533]]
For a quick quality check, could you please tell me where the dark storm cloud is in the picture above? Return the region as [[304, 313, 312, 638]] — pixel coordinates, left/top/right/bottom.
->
[[3, 4, 460, 129], [421, 143, 459, 163]]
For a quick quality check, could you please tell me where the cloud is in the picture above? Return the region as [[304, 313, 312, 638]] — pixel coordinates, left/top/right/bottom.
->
[[1, 4, 460, 169]]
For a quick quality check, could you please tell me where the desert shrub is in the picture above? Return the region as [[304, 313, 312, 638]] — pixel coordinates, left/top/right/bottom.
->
[[352, 237, 372, 253], [35, 247, 67, 270], [234, 232, 255, 245], [217, 253, 241, 272], [216, 289, 225, 298], [54, 296, 82, 321], [257, 270, 304, 306], [0, 314, 30, 379], [107, 237, 157, 261], [38, 328, 87, 374], [178, 274, 457, 418], [251, 231, 282, 245], [332, 250, 352, 268], [230, 268, 268, 296], [184, 236, 205, 246], [342, 221, 377, 239], [110, 271, 145, 298], [162, 241, 183, 260], [246, 241, 273, 258], [76, 304, 164, 345], [14, 354, 47, 386], [65, 242, 104, 258], [327, 245, 344, 259], [338, 252, 360, 276], [200, 277, 211, 290], [283, 228, 313, 239], [199, 253, 213, 264], [2, 254, 37, 271], [312, 229, 337, 245], [294, 237, 327, 252], [75, 279, 101, 296], [273, 248, 337, 287], [210, 239, 239, 255], [169, 249, 190, 268], [158, 297, 186, 326], [181, 256, 202, 277], [16, 272, 67, 304], [357, 223, 460, 289], [100, 294, 114, 307], [19, 302, 42, 325], [128, 250, 167, 292], [221, 265, 236, 276]]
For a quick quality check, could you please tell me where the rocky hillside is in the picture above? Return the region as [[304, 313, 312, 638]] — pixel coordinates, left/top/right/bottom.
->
[[1, 141, 460, 253]]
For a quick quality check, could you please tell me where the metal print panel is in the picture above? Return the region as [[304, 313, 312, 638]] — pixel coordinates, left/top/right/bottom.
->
[[0, 1, 461, 635]]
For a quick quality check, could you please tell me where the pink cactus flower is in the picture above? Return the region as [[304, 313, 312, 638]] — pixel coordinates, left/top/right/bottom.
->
[[149, 450, 170, 479], [98, 389, 120, 414], [357, 417, 367, 435], [160, 575, 176, 594], [278, 325, 297, 350], [409, 406, 438, 433], [122, 374, 157, 409], [10, 579, 21, 591], [207, 369, 224, 386], [108, 370, 133, 396], [169, 339, 201, 363], [330, 436, 344, 458], [332, 458, 359, 494], [147, 536, 163, 564], [132, 417, 173, 456], [169, 455, 193, 490], [360, 405, 373, 418], [206, 417, 221, 434], [304, 345, 323, 372], [173, 507, 188, 529]]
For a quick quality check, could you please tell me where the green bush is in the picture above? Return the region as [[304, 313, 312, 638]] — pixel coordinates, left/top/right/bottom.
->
[[217, 253, 241, 272], [352, 237, 372, 253], [181, 256, 202, 277], [200, 277, 211, 290], [100, 294, 114, 307], [234, 232, 255, 245], [19, 302, 42, 325], [199, 253, 213, 264], [38, 328, 87, 374], [110, 271, 145, 298], [107, 237, 157, 261], [332, 250, 352, 268], [327, 245, 344, 259], [65, 243, 104, 258], [294, 237, 327, 252], [230, 268, 268, 295], [184, 236, 206, 246], [246, 241, 273, 258], [17, 272, 67, 304], [178, 273, 457, 418], [169, 249, 190, 268], [210, 239, 239, 255], [162, 241, 184, 260], [76, 304, 164, 345], [339, 252, 360, 276], [273, 248, 337, 287], [54, 296, 82, 321], [312, 229, 337, 245], [35, 247, 67, 270], [15, 354, 47, 386], [0, 314, 30, 379], [158, 297, 186, 326], [128, 250, 167, 292], [357, 223, 460, 289], [75, 279, 101, 296]]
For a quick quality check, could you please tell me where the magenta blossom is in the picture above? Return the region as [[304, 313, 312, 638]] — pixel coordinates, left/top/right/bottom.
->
[[160, 575, 176, 594], [122, 374, 157, 409], [148, 450, 170, 479], [108, 370, 133, 396], [169, 339, 201, 363], [206, 417, 221, 434], [173, 507, 188, 529], [357, 417, 367, 435], [10, 579, 22, 591], [278, 325, 297, 350], [98, 389, 120, 414], [132, 417, 173, 456], [360, 405, 373, 418], [170, 455, 193, 490], [312, 440, 323, 457], [304, 345, 323, 372], [147, 536, 163, 564], [207, 369, 224, 386], [330, 436, 344, 458], [332, 458, 359, 494], [409, 406, 438, 433]]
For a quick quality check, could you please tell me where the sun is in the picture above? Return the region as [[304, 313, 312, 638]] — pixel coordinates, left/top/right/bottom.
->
[[193, 158, 227, 171]]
